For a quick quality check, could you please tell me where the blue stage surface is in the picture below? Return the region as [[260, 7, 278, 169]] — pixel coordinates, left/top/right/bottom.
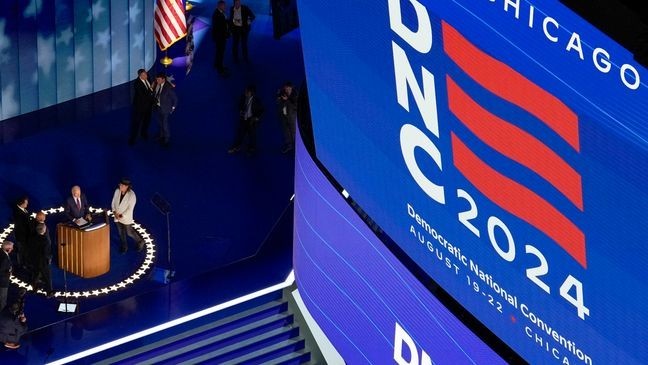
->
[[0, 1, 303, 361], [2, 200, 294, 364]]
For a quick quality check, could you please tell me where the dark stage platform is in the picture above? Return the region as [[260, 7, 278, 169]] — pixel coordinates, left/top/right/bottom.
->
[[0, 3, 302, 363]]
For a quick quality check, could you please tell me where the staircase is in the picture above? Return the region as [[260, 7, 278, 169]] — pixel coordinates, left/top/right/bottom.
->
[[90, 294, 314, 364]]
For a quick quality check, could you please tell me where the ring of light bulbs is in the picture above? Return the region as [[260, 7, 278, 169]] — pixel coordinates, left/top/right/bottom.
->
[[1, 206, 156, 299]]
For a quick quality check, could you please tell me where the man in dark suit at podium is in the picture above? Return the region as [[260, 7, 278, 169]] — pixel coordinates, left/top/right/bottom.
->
[[64, 185, 91, 223]]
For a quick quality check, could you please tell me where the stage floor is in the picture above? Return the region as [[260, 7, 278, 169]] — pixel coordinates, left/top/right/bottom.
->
[[0, 2, 303, 362]]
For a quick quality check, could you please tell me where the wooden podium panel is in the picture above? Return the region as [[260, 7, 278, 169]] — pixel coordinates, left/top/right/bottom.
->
[[57, 223, 110, 278]]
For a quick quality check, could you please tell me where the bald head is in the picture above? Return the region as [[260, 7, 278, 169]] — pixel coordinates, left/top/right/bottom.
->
[[71, 185, 81, 198], [2, 240, 14, 253], [35, 211, 46, 223]]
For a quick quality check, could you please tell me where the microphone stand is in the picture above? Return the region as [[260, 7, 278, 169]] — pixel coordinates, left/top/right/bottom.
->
[[59, 242, 70, 312], [151, 193, 173, 282], [165, 210, 174, 281]]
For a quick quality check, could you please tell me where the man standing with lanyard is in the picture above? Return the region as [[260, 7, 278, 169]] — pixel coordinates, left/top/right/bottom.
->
[[228, 84, 264, 155], [230, 0, 255, 63], [153, 72, 177, 148]]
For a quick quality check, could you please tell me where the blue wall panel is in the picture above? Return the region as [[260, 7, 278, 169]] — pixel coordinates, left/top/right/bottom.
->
[[0, 0, 157, 121], [37, 0, 56, 109], [18, 1, 38, 113], [0, 11, 20, 119], [55, 0, 75, 105], [93, 0, 111, 93], [129, 0, 146, 80], [144, 0, 155, 71], [109, 0, 129, 87], [73, 0, 93, 98]]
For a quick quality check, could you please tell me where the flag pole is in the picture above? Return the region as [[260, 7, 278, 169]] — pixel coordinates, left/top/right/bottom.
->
[[160, 50, 173, 68]]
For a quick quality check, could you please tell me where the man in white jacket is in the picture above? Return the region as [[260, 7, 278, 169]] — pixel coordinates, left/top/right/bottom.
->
[[111, 178, 143, 253]]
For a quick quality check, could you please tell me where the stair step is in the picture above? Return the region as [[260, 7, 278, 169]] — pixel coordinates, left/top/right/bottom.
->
[[146, 325, 300, 364], [96, 300, 288, 365], [130, 317, 295, 365], [262, 348, 312, 365], [134, 314, 294, 365], [198, 336, 306, 365]]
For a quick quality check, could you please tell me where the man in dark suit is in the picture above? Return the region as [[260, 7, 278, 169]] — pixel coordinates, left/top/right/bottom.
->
[[129, 69, 154, 145], [229, 0, 255, 63], [0, 241, 13, 312], [153, 72, 178, 148], [0, 287, 27, 350], [30, 223, 53, 297], [276, 81, 298, 153], [11, 197, 30, 268], [212, 1, 229, 75], [64, 185, 91, 223], [228, 84, 264, 155]]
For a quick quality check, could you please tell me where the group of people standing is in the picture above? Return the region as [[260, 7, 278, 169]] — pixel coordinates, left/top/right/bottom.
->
[[0, 283, 27, 350], [1, 180, 143, 303], [0, 179, 143, 349], [7, 197, 54, 299], [128, 1, 297, 156], [129, 69, 178, 148], [0, 197, 51, 349], [226, 80, 298, 155], [212, 0, 256, 76], [212, 0, 297, 155], [61, 179, 144, 254]]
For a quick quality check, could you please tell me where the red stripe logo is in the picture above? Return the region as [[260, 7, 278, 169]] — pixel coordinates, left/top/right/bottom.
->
[[442, 22, 587, 268], [447, 77, 584, 210], [443, 21, 579, 151]]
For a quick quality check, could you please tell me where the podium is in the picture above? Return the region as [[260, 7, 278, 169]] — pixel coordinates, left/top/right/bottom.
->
[[57, 222, 110, 278]]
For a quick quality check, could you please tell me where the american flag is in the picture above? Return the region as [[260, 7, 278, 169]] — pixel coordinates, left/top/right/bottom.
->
[[185, 14, 195, 75], [154, 0, 187, 51]]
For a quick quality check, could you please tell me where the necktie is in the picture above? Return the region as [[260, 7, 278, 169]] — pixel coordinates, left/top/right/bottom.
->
[[156, 85, 162, 105], [76, 198, 81, 210], [246, 97, 253, 119]]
